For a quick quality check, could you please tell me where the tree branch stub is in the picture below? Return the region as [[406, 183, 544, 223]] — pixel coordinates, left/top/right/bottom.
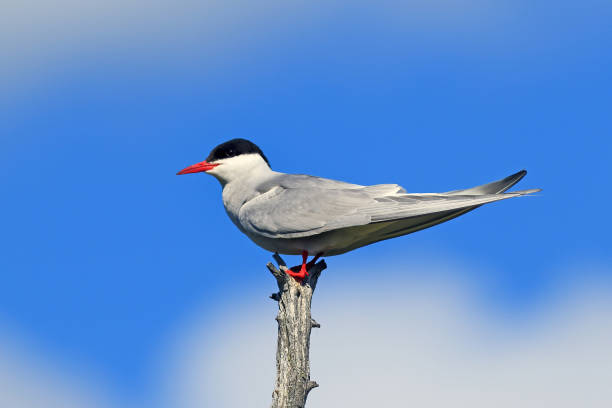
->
[[268, 253, 326, 408]]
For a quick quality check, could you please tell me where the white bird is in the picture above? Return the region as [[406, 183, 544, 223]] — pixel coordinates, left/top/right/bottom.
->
[[177, 139, 540, 280]]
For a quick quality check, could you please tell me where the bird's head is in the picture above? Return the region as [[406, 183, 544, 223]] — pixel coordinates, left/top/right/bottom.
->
[[176, 138, 271, 185]]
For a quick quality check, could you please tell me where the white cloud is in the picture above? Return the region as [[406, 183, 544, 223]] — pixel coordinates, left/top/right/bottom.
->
[[0, 258, 610, 408], [162, 261, 612, 408], [6, 0, 612, 111], [4, 0, 612, 101], [0, 334, 119, 408], [0, 0, 512, 98]]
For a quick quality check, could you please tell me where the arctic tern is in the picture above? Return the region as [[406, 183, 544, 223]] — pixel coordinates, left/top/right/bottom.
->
[[177, 139, 540, 280]]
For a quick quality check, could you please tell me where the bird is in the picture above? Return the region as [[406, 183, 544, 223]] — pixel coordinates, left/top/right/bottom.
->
[[177, 138, 540, 281]]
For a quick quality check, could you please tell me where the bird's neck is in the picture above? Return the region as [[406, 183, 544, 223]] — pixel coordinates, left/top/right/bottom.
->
[[221, 165, 278, 227]]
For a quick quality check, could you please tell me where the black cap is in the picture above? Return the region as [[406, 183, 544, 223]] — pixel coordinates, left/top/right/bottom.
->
[[206, 138, 270, 166]]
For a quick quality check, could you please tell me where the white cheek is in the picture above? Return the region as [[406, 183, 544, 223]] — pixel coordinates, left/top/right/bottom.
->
[[206, 166, 220, 176], [206, 164, 231, 185], [203, 154, 269, 185]]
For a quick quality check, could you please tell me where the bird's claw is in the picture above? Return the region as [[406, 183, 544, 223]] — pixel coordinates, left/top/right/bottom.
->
[[286, 265, 309, 282], [285, 251, 323, 283]]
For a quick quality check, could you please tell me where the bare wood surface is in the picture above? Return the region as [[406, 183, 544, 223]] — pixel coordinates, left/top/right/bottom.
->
[[267, 253, 327, 408]]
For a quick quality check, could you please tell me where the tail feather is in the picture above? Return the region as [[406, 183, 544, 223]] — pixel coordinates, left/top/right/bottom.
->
[[326, 169, 541, 255], [361, 171, 539, 245]]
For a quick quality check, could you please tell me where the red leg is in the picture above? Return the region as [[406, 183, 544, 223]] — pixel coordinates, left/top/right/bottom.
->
[[287, 251, 309, 281]]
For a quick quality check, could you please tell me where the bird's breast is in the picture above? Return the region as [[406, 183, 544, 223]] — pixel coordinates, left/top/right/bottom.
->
[[221, 182, 260, 231]]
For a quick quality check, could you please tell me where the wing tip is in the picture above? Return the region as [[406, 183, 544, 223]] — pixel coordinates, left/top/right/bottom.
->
[[503, 169, 527, 183]]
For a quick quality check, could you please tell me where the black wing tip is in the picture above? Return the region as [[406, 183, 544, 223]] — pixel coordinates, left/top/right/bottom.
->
[[505, 169, 527, 182], [495, 169, 528, 193]]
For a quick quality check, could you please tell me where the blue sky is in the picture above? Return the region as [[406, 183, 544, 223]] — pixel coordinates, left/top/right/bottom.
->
[[1, 1, 611, 406]]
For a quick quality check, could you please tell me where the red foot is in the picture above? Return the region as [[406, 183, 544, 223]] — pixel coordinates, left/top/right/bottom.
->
[[287, 251, 309, 282], [286, 251, 323, 283]]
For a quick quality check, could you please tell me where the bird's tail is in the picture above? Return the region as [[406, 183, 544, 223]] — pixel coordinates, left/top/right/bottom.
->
[[343, 170, 540, 252]]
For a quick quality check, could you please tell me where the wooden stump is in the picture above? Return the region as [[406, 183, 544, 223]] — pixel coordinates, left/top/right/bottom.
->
[[267, 253, 326, 408]]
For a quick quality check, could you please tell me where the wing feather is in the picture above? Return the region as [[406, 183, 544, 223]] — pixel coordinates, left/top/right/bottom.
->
[[239, 174, 539, 239]]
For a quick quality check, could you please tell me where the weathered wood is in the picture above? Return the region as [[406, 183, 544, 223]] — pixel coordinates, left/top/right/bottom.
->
[[267, 253, 327, 408]]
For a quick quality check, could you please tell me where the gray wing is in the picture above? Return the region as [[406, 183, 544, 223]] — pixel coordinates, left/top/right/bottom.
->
[[240, 186, 372, 238], [239, 171, 539, 239], [256, 173, 406, 194]]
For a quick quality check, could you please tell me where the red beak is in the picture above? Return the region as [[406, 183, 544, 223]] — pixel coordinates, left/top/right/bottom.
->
[[176, 160, 219, 175]]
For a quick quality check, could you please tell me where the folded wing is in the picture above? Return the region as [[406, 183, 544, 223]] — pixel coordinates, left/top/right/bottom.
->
[[239, 171, 540, 239]]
